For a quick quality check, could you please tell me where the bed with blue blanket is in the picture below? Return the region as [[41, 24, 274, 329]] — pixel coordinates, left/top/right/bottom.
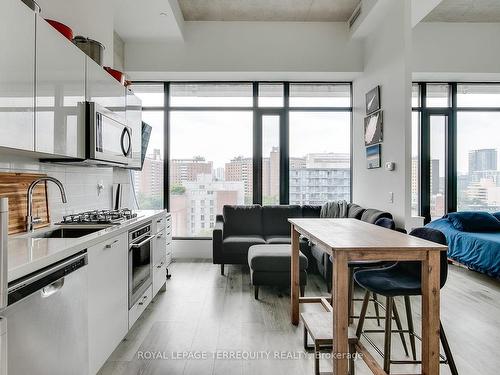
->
[[426, 211, 500, 279]]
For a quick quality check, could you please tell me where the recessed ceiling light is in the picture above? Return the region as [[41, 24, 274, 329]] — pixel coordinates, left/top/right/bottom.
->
[[160, 12, 168, 16]]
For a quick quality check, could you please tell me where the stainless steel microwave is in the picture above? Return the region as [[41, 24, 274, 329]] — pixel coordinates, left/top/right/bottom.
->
[[87, 102, 132, 166]]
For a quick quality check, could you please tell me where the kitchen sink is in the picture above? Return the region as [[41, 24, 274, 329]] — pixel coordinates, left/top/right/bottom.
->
[[30, 227, 104, 239]]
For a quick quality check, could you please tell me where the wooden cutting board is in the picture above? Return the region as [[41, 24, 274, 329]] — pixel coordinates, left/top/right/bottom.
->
[[0, 172, 50, 234]]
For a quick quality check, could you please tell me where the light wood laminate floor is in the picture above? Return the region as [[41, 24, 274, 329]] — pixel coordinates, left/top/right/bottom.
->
[[99, 260, 500, 375]]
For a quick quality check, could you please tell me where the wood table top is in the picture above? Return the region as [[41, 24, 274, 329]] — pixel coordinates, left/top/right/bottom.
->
[[289, 218, 447, 252]]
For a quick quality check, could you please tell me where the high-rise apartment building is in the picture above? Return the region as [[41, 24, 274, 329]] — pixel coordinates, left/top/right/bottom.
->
[[225, 156, 253, 201], [170, 157, 213, 186], [135, 148, 163, 200], [469, 149, 497, 173], [172, 174, 245, 236], [289, 153, 350, 205]]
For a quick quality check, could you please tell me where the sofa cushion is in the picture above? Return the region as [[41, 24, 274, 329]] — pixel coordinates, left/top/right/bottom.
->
[[262, 205, 302, 236], [265, 235, 291, 244], [223, 235, 266, 256], [361, 208, 392, 224], [445, 211, 500, 232], [311, 244, 326, 265], [348, 203, 365, 219], [302, 205, 322, 218], [248, 244, 308, 272], [250, 269, 307, 286], [223, 205, 262, 236]]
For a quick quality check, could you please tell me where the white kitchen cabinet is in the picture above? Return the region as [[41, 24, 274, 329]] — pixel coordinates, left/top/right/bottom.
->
[[86, 58, 126, 120], [0, 0, 36, 151], [129, 285, 152, 329], [152, 213, 171, 297], [126, 89, 142, 169], [153, 229, 167, 266], [88, 232, 128, 375], [165, 215, 173, 266], [153, 259, 167, 297], [152, 214, 166, 234], [35, 16, 86, 158]]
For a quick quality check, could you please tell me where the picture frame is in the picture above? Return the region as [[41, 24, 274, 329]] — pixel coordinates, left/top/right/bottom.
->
[[365, 86, 381, 115], [366, 144, 381, 169], [364, 110, 383, 146]]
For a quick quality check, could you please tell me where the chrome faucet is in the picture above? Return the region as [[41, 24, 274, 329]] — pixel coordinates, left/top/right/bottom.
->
[[26, 177, 67, 232]]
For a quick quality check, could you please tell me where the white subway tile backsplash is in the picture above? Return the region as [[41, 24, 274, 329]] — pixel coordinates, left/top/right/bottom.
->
[[0, 154, 132, 223]]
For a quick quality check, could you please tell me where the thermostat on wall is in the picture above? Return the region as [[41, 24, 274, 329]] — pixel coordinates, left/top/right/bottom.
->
[[385, 162, 395, 171]]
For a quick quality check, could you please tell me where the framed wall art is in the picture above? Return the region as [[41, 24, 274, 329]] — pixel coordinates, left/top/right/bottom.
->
[[365, 86, 381, 114]]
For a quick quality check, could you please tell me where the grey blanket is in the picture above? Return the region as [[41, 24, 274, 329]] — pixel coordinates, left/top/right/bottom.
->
[[320, 200, 348, 218]]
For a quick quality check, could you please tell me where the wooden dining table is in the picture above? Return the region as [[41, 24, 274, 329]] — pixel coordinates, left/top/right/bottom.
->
[[289, 218, 448, 375]]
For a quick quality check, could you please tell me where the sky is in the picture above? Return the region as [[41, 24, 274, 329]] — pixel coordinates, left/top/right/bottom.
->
[[138, 87, 499, 175], [413, 111, 500, 175], [143, 111, 351, 169]]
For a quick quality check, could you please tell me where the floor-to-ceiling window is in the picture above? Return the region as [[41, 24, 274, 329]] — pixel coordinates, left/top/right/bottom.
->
[[413, 82, 500, 222], [131, 82, 352, 238], [288, 84, 352, 205]]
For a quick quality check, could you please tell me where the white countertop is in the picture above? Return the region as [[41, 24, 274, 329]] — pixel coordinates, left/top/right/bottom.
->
[[7, 210, 168, 283]]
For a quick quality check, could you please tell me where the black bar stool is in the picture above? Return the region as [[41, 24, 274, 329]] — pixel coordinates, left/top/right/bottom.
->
[[327, 217, 411, 356], [354, 227, 459, 374]]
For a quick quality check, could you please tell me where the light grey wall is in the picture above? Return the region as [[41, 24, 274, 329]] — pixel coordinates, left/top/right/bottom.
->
[[412, 22, 500, 80], [352, 1, 412, 227], [113, 31, 125, 71], [173, 240, 212, 260], [124, 21, 363, 80]]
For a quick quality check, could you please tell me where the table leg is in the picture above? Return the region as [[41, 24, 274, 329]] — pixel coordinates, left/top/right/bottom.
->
[[421, 251, 441, 375], [332, 250, 349, 375], [291, 225, 300, 325]]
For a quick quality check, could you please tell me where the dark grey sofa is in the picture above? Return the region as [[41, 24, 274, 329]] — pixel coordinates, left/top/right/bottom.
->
[[213, 203, 393, 278], [311, 205, 394, 290], [213, 204, 319, 275]]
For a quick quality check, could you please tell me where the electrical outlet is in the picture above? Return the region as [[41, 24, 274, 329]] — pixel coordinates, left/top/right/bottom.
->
[[389, 192, 394, 203]]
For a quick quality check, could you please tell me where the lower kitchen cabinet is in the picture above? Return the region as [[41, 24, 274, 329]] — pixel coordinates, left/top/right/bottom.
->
[[87, 232, 128, 375], [129, 285, 152, 329], [153, 259, 167, 297], [152, 214, 170, 298]]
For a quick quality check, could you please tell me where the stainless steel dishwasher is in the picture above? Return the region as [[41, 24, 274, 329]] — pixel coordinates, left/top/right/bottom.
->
[[4, 251, 89, 375]]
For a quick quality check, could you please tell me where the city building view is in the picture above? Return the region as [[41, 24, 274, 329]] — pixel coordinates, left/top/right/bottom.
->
[[411, 148, 500, 218], [458, 148, 500, 212], [135, 148, 351, 237]]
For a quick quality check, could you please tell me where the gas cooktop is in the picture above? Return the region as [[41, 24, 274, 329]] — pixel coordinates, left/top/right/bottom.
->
[[57, 209, 138, 225]]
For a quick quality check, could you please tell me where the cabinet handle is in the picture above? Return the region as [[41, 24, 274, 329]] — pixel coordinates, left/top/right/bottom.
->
[[157, 219, 163, 224], [105, 240, 119, 249], [138, 295, 148, 305]]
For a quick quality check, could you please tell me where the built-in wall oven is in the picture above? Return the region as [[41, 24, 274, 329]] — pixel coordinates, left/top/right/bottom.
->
[[87, 102, 132, 166], [128, 222, 154, 309]]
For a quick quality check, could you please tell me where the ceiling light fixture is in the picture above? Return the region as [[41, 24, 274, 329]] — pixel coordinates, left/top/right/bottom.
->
[[160, 12, 168, 16]]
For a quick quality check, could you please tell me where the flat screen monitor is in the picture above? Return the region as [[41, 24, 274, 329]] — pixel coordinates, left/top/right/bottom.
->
[[140, 122, 152, 169]]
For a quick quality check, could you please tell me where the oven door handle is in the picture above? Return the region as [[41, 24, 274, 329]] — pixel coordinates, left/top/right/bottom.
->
[[129, 235, 155, 249]]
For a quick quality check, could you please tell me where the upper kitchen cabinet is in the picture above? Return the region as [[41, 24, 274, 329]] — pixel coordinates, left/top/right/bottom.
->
[[0, 0, 36, 151], [126, 90, 142, 169], [86, 59, 126, 121], [35, 16, 86, 158]]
